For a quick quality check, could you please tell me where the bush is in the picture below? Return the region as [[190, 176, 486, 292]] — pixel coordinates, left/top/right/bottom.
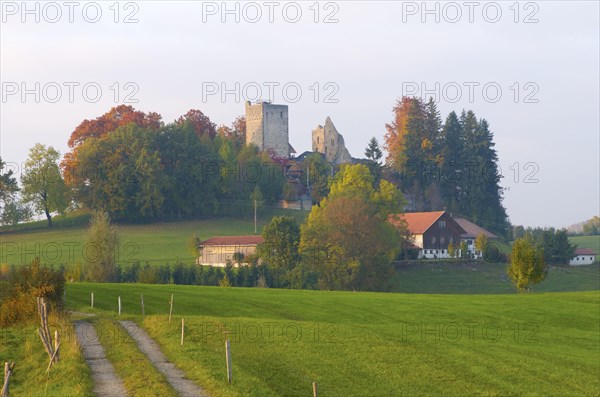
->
[[0, 258, 65, 327], [219, 274, 232, 287], [64, 262, 84, 282], [85, 211, 119, 282]]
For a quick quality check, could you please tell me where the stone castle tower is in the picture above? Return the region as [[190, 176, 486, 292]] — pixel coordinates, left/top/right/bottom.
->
[[312, 117, 352, 165], [245, 101, 290, 158]]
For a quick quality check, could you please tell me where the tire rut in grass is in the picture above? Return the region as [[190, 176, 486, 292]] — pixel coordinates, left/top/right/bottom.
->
[[74, 320, 128, 397], [118, 320, 209, 397]]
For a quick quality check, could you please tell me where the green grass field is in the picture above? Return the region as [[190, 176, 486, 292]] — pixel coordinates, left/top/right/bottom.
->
[[391, 262, 600, 293], [63, 283, 600, 397], [0, 209, 308, 266], [570, 235, 600, 261], [0, 316, 93, 397]]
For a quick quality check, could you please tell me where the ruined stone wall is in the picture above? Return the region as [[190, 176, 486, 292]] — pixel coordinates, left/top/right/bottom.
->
[[312, 117, 352, 165], [245, 101, 289, 158]]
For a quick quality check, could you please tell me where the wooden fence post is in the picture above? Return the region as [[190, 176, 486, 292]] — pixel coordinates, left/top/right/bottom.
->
[[141, 294, 145, 316], [1, 362, 7, 397], [312, 382, 318, 397], [225, 340, 232, 383], [1, 361, 15, 397], [91, 292, 94, 308], [118, 296, 121, 316], [54, 330, 60, 363], [181, 318, 185, 346], [169, 294, 173, 322]]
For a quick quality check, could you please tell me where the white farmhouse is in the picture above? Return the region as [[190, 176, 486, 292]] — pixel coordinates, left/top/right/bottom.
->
[[453, 217, 498, 259]]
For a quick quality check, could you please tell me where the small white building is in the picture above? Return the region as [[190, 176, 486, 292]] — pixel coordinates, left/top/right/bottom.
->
[[569, 248, 597, 266]]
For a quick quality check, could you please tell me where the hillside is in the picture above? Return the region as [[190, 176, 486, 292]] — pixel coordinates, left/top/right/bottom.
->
[[61, 284, 599, 397], [0, 209, 308, 266], [2, 213, 599, 294]]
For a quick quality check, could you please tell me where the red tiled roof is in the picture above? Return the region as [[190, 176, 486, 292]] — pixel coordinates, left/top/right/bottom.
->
[[200, 236, 264, 246], [573, 248, 597, 256], [400, 211, 446, 234], [454, 218, 497, 239]]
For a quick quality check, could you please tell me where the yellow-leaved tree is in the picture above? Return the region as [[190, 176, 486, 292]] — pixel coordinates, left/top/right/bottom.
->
[[507, 237, 547, 292]]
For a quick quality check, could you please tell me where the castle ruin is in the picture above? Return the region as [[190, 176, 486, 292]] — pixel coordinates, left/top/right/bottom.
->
[[312, 117, 352, 165], [245, 101, 290, 158], [244, 101, 352, 165]]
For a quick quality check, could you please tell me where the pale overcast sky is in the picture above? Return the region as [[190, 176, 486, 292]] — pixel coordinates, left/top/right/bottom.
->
[[1, 1, 598, 228]]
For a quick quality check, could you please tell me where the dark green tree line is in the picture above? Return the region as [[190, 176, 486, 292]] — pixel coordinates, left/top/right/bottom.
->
[[384, 97, 508, 236]]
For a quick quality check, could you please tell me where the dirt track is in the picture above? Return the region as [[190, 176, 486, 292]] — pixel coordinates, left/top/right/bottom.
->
[[119, 320, 209, 397], [74, 320, 128, 397]]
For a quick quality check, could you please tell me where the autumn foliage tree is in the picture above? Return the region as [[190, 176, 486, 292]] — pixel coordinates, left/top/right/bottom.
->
[[300, 164, 407, 291], [62, 105, 162, 185], [176, 109, 217, 139], [217, 115, 245, 151], [507, 237, 547, 292], [62, 105, 286, 221]]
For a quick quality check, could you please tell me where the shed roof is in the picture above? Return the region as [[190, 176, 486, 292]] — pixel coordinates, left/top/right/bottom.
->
[[200, 236, 263, 246], [453, 218, 498, 239], [573, 248, 597, 256]]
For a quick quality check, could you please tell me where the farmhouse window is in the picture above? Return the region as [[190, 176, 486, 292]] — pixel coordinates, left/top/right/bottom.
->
[[440, 236, 445, 244], [439, 221, 446, 228], [432, 237, 436, 244]]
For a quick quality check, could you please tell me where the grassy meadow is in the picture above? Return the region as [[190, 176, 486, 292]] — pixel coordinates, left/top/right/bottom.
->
[[0, 316, 93, 397], [390, 261, 600, 294], [2, 213, 599, 396], [64, 283, 600, 397], [0, 209, 308, 266]]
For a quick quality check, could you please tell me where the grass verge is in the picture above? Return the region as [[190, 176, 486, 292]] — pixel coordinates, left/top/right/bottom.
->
[[0, 315, 93, 397], [93, 317, 178, 397]]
